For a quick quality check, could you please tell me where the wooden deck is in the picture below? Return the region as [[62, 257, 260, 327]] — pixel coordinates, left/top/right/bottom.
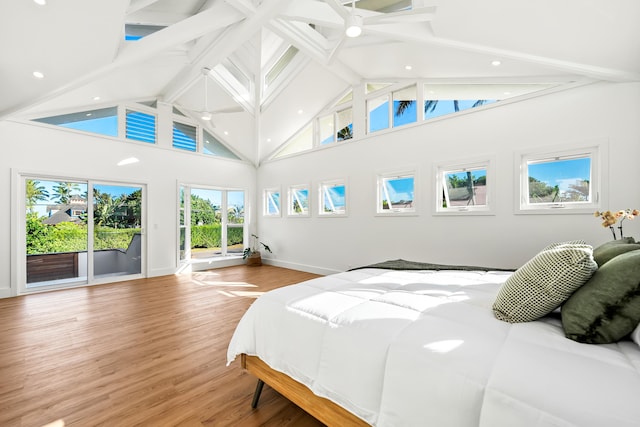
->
[[0, 265, 326, 427]]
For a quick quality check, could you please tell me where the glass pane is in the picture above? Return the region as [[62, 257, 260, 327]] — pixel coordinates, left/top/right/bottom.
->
[[319, 114, 335, 145], [321, 183, 346, 214], [380, 176, 414, 210], [126, 110, 156, 143], [527, 157, 591, 204], [93, 184, 142, 278], [227, 191, 244, 254], [190, 188, 222, 258], [26, 179, 88, 287], [368, 95, 389, 133], [203, 130, 240, 159], [173, 122, 197, 151], [179, 186, 187, 261], [443, 169, 487, 207], [265, 190, 280, 216], [275, 123, 313, 158], [289, 187, 309, 215], [393, 85, 417, 127], [34, 107, 118, 137], [336, 108, 353, 141]]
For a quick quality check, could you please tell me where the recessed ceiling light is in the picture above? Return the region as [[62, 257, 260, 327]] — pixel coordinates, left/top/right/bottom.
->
[[224, 131, 229, 135], [117, 157, 140, 166], [33, 0, 46, 5], [405, 65, 412, 70], [93, 96, 101, 101], [32, 71, 45, 79], [266, 138, 272, 143], [297, 109, 303, 114], [491, 60, 501, 66]]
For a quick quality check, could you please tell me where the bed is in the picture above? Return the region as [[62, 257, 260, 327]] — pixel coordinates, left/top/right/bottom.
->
[[227, 247, 640, 427]]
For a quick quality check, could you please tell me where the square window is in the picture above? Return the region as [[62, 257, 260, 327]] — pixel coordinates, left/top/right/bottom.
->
[[264, 188, 281, 217], [288, 185, 310, 216], [319, 180, 347, 216], [377, 172, 416, 214], [336, 108, 353, 141], [516, 144, 604, 214], [436, 159, 494, 215]]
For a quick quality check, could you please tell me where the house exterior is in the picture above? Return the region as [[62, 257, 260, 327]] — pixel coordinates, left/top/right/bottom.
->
[[1, 0, 639, 298]]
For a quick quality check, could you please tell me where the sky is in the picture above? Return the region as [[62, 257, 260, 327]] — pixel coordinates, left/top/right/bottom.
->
[[528, 158, 590, 192]]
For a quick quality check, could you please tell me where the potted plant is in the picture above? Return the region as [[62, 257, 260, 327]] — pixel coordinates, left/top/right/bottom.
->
[[243, 234, 272, 266]]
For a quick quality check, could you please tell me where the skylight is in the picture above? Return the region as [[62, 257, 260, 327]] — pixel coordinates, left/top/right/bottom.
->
[[124, 24, 165, 41]]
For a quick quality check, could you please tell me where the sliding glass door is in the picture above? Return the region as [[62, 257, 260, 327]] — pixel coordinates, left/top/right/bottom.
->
[[23, 176, 145, 292]]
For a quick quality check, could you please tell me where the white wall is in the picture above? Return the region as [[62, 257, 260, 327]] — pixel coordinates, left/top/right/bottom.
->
[[0, 120, 256, 297], [257, 82, 640, 274]]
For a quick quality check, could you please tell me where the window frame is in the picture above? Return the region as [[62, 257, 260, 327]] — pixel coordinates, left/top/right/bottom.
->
[[515, 142, 606, 214], [263, 187, 281, 217], [318, 179, 348, 217], [435, 157, 495, 215], [287, 184, 311, 217], [376, 170, 417, 216]]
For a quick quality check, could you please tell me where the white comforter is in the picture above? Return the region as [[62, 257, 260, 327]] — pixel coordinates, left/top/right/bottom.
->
[[227, 268, 640, 426]]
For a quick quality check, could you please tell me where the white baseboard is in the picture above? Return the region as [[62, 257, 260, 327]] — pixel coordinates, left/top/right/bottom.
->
[[262, 258, 342, 276], [0, 288, 13, 299]]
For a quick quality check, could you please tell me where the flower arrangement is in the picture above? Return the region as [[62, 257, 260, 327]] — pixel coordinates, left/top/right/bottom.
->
[[594, 209, 640, 240]]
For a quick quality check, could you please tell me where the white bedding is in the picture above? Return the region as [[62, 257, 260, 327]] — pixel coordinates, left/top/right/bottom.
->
[[227, 268, 640, 426]]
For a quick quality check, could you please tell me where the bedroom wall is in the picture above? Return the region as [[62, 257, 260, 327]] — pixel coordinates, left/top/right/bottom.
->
[[257, 81, 640, 274], [0, 120, 257, 298]]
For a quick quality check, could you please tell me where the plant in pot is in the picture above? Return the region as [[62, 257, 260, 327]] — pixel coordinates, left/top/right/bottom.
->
[[243, 234, 272, 266]]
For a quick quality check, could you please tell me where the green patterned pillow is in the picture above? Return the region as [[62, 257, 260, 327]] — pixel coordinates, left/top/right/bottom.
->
[[493, 241, 597, 323], [592, 238, 640, 266], [562, 249, 640, 344]]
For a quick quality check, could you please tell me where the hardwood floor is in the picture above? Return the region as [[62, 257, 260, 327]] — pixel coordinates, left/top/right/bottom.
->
[[0, 265, 327, 427]]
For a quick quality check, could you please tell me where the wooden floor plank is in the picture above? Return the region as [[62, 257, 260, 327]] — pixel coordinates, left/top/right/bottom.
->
[[0, 265, 326, 427]]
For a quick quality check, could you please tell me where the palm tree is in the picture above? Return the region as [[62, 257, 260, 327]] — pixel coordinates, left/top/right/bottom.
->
[[25, 179, 49, 212], [52, 182, 80, 204], [395, 99, 489, 118]]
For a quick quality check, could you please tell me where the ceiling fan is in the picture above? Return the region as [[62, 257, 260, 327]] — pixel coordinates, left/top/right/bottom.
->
[[326, 0, 437, 60], [181, 67, 244, 126]]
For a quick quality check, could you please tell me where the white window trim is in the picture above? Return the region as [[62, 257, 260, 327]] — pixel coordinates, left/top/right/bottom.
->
[[514, 140, 608, 215], [435, 157, 495, 216], [287, 184, 311, 217], [318, 179, 348, 217], [263, 187, 281, 217], [376, 169, 418, 216]]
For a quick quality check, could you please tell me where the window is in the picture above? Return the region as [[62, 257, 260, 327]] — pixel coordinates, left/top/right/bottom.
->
[[318, 108, 353, 145], [203, 130, 240, 159], [178, 185, 245, 261], [288, 185, 310, 217], [319, 180, 347, 216], [124, 24, 165, 40], [377, 171, 416, 214], [33, 107, 118, 137], [264, 188, 281, 217], [126, 109, 156, 143], [173, 121, 197, 151], [368, 94, 390, 133], [265, 45, 299, 89], [274, 123, 313, 158], [436, 158, 494, 215], [393, 85, 417, 127], [517, 144, 603, 213]]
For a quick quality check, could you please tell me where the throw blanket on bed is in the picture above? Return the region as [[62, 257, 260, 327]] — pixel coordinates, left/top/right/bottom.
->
[[351, 258, 515, 272], [227, 267, 640, 427]]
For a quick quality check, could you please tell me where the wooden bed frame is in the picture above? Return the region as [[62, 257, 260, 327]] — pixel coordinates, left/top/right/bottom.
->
[[241, 354, 369, 426]]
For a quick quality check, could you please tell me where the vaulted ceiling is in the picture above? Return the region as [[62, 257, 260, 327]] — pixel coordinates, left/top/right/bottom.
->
[[2, 0, 639, 164]]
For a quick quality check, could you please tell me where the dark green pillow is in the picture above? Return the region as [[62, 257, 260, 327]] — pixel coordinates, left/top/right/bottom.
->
[[592, 238, 640, 266], [562, 249, 640, 344]]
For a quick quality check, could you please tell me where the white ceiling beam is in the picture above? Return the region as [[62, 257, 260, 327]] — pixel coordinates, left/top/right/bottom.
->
[[127, 0, 162, 15], [267, 19, 361, 85], [0, 3, 242, 120], [162, 0, 295, 104]]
